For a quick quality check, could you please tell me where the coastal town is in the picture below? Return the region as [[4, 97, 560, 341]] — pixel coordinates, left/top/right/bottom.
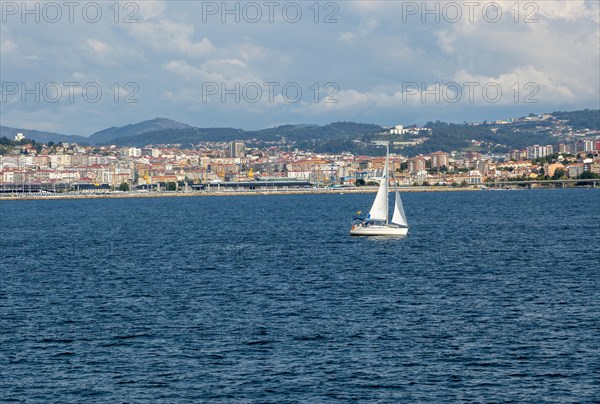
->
[[1, 113, 599, 196]]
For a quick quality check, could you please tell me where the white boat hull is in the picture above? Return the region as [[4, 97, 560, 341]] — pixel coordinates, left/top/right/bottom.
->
[[350, 224, 408, 236]]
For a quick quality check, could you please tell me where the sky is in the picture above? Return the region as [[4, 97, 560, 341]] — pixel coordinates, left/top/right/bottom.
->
[[1, 0, 599, 135]]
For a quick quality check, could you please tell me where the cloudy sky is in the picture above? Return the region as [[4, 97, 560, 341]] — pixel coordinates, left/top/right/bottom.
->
[[1, 0, 599, 135]]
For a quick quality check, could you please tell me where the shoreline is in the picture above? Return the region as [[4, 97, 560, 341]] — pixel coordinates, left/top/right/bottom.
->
[[0, 186, 481, 201], [3, 184, 595, 202]]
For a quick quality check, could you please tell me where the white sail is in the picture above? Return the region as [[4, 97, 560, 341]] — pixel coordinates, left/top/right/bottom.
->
[[367, 152, 388, 222], [368, 175, 388, 221], [391, 185, 408, 227], [351, 143, 409, 236]]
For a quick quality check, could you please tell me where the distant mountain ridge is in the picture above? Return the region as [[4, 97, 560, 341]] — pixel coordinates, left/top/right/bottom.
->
[[0, 117, 194, 145], [2, 109, 598, 156], [88, 118, 193, 144], [107, 122, 383, 147], [0, 126, 87, 144], [1, 118, 383, 147]]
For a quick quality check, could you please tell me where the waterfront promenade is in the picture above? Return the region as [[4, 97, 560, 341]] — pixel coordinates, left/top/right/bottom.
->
[[0, 185, 483, 201], [3, 178, 599, 201]]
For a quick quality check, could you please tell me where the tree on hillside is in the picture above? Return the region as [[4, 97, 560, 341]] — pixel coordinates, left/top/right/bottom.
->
[[579, 171, 599, 179], [552, 169, 566, 180]]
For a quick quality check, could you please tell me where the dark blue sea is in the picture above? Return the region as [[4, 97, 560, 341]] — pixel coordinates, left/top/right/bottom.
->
[[1, 189, 599, 402]]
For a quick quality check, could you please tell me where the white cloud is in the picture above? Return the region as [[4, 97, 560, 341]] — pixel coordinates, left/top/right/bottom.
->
[[71, 72, 87, 81], [342, 1, 599, 26], [497, 0, 599, 22], [80, 37, 144, 68], [1, 38, 17, 53], [203, 58, 247, 69], [338, 18, 378, 45], [429, 0, 599, 108], [163, 60, 205, 80], [163, 58, 253, 83], [136, 0, 167, 21], [453, 66, 577, 104], [129, 19, 214, 57], [86, 39, 110, 56], [238, 43, 267, 62], [1, 0, 597, 133], [338, 32, 357, 46]]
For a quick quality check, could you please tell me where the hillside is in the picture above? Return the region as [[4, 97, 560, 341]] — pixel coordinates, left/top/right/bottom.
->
[[396, 120, 557, 156], [551, 109, 600, 130], [384, 110, 599, 156], [2, 108, 597, 156], [89, 118, 193, 144], [109, 122, 383, 147], [0, 126, 87, 144], [0, 118, 192, 145]]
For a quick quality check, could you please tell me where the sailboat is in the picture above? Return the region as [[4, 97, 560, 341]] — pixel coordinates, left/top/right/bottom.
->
[[350, 144, 409, 236]]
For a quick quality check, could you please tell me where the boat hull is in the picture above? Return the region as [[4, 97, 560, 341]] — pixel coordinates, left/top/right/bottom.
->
[[350, 225, 408, 236]]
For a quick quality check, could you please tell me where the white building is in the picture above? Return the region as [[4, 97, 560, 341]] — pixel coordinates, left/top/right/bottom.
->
[[389, 125, 407, 135], [526, 145, 553, 159], [128, 148, 142, 157], [49, 154, 73, 168], [229, 142, 245, 158]]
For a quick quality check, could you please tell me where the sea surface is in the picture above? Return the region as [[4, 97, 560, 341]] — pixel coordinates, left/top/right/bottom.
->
[[1, 189, 599, 402]]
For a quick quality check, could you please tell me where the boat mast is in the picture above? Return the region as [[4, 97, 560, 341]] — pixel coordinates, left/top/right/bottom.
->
[[385, 142, 389, 225]]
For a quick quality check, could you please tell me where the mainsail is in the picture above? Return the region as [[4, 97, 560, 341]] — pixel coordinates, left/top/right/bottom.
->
[[367, 153, 389, 222]]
